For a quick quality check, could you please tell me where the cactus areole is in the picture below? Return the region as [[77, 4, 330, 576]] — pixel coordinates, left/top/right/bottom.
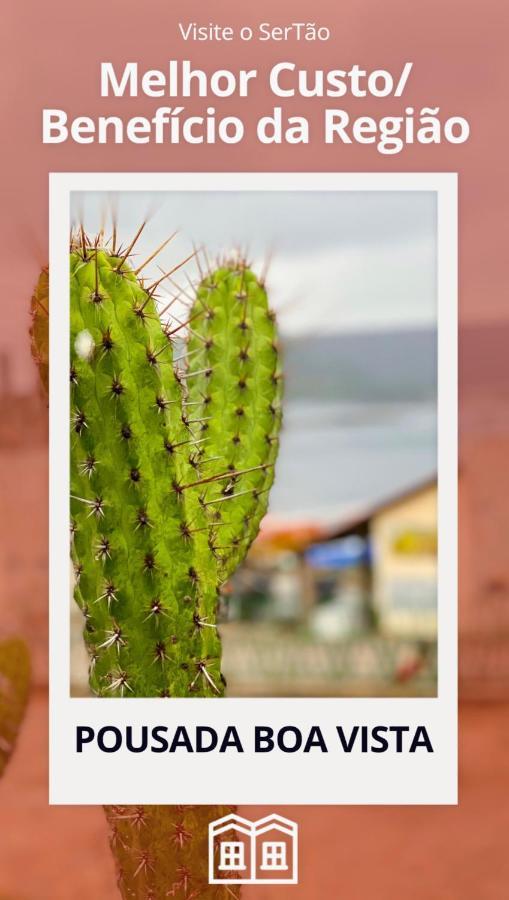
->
[[69, 233, 282, 699]]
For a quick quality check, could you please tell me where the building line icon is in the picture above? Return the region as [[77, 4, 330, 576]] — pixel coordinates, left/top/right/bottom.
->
[[208, 812, 299, 885]]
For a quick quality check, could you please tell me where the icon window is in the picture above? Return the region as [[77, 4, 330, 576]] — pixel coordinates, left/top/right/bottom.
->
[[261, 841, 288, 870], [218, 841, 246, 871]]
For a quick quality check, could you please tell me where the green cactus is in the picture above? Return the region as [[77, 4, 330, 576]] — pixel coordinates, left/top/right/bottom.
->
[[70, 242, 219, 698], [186, 261, 282, 580], [69, 236, 280, 698], [30, 230, 282, 899]]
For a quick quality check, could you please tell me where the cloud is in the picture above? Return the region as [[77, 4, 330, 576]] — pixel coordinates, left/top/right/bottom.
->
[[263, 235, 436, 336], [72, 189, 436, 335]]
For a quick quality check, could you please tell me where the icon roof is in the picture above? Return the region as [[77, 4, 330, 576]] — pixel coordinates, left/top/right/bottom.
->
[[210, 813, 297, 838]]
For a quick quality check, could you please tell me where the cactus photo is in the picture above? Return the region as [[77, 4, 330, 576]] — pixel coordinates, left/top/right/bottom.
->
[[66, 230, 281, 699], [62, 188, 438, 702], [30, 181, 439, 897]]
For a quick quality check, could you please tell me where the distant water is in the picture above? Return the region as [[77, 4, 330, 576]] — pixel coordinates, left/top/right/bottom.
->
[[268, 401, 436, 524]]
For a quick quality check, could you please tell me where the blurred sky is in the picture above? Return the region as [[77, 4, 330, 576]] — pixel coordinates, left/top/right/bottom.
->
[[71, 190, 436, 336]]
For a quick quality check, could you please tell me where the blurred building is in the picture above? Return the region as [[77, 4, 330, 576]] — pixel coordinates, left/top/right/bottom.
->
[[325, 478, 437, 639], [220, 478, 438, 697]]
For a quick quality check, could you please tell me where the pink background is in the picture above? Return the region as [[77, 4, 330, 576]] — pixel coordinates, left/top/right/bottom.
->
[[1, 0, 509, 897], [3, 0, 508, 391]]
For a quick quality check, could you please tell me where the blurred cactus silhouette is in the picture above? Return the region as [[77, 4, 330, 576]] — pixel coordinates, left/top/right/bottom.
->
[[0, 638, 30, 778]]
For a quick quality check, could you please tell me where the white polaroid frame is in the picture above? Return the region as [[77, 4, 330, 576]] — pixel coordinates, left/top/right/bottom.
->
[[49, 172, 457, 805]]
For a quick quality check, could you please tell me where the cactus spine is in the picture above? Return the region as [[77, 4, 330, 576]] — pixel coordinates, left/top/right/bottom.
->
[[30, 230, 282, 898]]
